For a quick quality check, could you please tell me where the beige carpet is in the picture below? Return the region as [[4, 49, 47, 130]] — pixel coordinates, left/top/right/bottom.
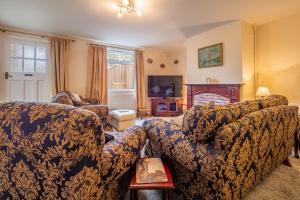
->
[[125, 156, 300, 200], [245, 156, 300, 200]]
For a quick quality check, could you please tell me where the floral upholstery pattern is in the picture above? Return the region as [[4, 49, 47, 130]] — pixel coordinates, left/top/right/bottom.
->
[[80, 105, 112, 131], [144, 95, 298, 200], [52, 91, 112, 130], [51, 91, 74, 105], [182, 95, 288, 143], [51, 91, 99, 106], [0, 102, 146, 200]]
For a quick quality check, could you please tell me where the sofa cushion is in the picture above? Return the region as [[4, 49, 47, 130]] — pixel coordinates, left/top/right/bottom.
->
[[51, 91, 74, 105], [71, 92, 82, 102], [182, 95, 288, 143], [182, 102, 217, 143]]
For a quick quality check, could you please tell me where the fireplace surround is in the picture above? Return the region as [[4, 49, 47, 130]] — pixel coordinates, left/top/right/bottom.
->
[[186, 84, 243, 108]]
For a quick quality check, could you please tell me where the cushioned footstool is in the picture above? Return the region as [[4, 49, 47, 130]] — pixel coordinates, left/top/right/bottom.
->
[[111, 109, 136, 131]]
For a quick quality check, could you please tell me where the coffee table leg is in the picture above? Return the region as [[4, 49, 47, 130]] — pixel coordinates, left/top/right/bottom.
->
[[130, 190, 137, 200], [168, 190, 173, 200]]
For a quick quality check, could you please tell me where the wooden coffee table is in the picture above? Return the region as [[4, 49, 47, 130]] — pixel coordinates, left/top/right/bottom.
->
[[129, 162, 175, 200]]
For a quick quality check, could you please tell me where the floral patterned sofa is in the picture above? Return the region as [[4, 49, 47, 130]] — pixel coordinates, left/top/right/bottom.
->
[[51, 91, 112, 130], [0, 102, 146, 200], [143, 95, 298, 200]]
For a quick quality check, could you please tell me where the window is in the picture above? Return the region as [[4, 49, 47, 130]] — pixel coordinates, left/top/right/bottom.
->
[[9, 41, 48, 74], [107, 48, 135, 91]]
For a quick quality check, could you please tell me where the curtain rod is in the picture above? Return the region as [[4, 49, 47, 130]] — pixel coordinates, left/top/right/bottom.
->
[[89, 43, 141, 51], [0, 28, 76, 42], [0, 28, 142, 50]]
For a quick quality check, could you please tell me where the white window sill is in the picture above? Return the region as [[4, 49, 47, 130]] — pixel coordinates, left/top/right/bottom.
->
[[109, 89, 135, 92], [108, 89, 136, 96]]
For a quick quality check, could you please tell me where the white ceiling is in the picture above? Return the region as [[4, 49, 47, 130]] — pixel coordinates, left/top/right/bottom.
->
[[0, 0, 300, 50]]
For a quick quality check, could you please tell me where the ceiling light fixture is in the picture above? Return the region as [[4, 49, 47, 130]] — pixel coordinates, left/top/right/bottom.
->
[[117, 0, 142, 18]]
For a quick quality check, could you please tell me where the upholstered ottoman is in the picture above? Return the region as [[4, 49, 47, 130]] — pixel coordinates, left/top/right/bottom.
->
[[111, 109, 136, 131]]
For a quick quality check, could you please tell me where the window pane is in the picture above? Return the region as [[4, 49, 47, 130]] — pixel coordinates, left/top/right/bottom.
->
[[108, 63, 134, 90], [36, 60, 46, 73], [24, 45, 35, 59], [10, 58, 22, 72], [24, 59, 35, 73], [10, 43, 23, 57], [107, 48, 135, 90], [36, 46, 47, 59], [107, 49, 134, 64]]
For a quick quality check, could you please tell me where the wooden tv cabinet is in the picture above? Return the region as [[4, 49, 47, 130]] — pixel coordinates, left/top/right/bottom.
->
[[151, 98, 183, 117]]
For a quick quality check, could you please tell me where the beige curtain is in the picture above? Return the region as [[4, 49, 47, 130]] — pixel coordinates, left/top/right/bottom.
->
[[87, 45, 108, 104], [135, 50, 147, 111], [50, 38, 71, 94]]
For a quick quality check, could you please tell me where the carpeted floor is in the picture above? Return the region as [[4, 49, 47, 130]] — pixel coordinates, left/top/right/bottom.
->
[[125, 156, 300, 200]]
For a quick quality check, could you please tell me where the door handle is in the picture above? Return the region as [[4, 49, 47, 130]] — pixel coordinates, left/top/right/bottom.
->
[[4, 72, 12, 79]]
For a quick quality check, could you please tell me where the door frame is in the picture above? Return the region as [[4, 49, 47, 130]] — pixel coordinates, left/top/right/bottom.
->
[[1, 34, 52, 101]]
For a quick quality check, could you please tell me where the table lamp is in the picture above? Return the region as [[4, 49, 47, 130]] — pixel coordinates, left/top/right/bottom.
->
[[256, 86, 271, 98]]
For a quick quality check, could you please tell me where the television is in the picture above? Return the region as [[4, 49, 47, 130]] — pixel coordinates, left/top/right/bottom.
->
[[148, 75, 183, 98]]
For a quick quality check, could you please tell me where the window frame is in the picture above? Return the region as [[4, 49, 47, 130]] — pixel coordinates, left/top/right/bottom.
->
[[107, 47, 136, 92], [8, 38, 49, 74]]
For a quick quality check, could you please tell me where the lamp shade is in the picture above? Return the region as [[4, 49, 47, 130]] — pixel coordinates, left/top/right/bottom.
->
[[256, 87, 271, 97]]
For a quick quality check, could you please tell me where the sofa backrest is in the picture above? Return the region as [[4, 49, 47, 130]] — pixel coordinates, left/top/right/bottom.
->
[[214, 105, 298, 199], [0, 102, 104, 199], [182, 95, 288, 143]]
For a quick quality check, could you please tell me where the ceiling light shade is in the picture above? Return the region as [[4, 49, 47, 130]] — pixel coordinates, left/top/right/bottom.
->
[[136, 10, 142, 16], [123, 0, 129, 6], [117, 0, 142, 18], [118, 12, 123, 18], [256, 86, 271, 97]]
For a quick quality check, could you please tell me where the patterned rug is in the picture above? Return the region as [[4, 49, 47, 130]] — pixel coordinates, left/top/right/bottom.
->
[[125, 156, 300, 200]]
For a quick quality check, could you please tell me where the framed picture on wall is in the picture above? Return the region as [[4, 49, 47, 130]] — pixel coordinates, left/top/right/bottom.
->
[[198, 43, 223, 68]]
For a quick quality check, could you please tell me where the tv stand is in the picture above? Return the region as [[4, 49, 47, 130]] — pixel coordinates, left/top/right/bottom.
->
[[151, 97, 183, 117]]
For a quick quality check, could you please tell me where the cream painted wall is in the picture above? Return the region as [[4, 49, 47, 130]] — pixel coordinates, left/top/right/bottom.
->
[[241, 21, 255, 100], [185, 20, 255, 100], [143, 49, 187, 108], [186, 21, 243, 85], [257, 12, 300, 106]]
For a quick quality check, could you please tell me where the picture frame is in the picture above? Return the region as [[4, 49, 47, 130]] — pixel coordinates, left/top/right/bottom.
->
[[198, 43, 223, 68]]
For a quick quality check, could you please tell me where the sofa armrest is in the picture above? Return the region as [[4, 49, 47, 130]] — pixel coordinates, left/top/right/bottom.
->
[[143, 119, 199, 171], [100, 126, 146, 183], [81, 97, 99, 105], [80, 105, 112, 130], [80, 105, 109, 118]]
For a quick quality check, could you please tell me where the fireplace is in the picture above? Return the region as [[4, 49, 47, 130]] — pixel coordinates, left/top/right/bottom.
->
[[186, 84, 243, 108]]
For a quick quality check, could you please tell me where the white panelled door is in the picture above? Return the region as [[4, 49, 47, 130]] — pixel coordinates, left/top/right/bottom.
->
[[3, 39, 51, 102]]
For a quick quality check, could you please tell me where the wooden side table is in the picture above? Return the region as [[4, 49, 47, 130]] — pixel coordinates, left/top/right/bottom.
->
[[129, 162, 175, 200]]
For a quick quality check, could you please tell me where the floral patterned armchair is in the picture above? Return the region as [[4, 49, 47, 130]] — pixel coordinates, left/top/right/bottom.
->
[[0, 102, 146, 200], [143, 95, 298, 200], [51, 91, 112, 130]]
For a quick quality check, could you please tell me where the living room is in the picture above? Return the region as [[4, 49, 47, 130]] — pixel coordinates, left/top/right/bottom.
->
[[0, 0, 300, 200]]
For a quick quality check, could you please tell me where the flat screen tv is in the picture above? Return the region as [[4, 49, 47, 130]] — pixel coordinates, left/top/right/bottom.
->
[[148, 75, 183, 97]]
